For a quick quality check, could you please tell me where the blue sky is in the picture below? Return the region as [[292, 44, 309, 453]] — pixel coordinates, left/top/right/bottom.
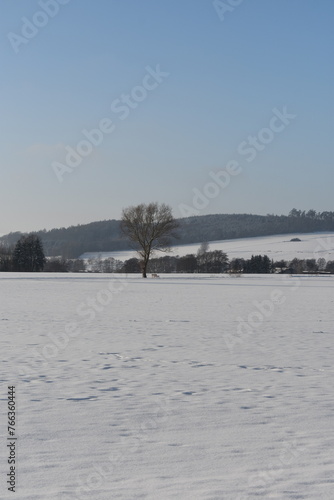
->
[[1, 0, 333, 233]]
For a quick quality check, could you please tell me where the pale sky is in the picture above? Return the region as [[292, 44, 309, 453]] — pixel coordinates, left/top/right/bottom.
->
[[1, 0, 333, 233]]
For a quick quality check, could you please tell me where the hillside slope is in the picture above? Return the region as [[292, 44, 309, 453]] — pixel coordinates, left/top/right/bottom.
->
[[1, 211, 333, 258], [80, 231, 334, 263]]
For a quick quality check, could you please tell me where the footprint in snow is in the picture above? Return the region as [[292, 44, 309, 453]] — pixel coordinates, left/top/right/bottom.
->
[[167, 320, 190, 323], [67, 396, 98, 401]]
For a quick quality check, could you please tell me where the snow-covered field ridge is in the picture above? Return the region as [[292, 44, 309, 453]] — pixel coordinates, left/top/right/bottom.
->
[[1, 273, 333, 499], [80, 231, 334, 262]]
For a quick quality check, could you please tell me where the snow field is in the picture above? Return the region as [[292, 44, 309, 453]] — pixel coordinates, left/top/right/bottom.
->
[[0, 273, 333, 499], [80, 231, 334, 263]]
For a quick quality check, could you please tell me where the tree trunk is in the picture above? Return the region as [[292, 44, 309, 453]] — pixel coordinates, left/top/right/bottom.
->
[[141, 260, 148, 278]]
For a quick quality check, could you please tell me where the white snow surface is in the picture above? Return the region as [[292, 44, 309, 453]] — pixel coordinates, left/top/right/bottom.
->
[[80, 231, 334, 262], [1, 273, 334, 499]]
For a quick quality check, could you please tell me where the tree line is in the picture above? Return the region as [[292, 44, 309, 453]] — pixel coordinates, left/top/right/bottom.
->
[[2, 236, 334, 275], [0, 235, 85, 272], [121, 252, 334, 275]]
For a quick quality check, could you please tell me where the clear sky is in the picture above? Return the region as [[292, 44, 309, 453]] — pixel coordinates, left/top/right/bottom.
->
[[1, 0, 333, 233]]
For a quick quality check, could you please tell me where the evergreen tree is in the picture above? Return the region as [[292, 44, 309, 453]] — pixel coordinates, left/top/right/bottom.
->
[[12, 235, 46, 272], [244, 255, 272, 273]]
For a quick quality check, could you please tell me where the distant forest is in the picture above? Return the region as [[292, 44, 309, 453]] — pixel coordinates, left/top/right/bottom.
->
[[1, 209, 334, 259]]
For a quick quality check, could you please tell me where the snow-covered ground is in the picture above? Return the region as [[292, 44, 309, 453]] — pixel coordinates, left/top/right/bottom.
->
[[80, 231, 334, 263], [1, 273, 333, 499]]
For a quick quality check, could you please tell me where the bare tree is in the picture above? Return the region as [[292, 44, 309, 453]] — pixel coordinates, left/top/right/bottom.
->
[[120, 202, 179, 278], [197, 241, 209, 256]]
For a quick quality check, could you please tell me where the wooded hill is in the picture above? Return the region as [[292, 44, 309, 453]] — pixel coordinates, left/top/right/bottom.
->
[[1, 209, 333, 259]]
